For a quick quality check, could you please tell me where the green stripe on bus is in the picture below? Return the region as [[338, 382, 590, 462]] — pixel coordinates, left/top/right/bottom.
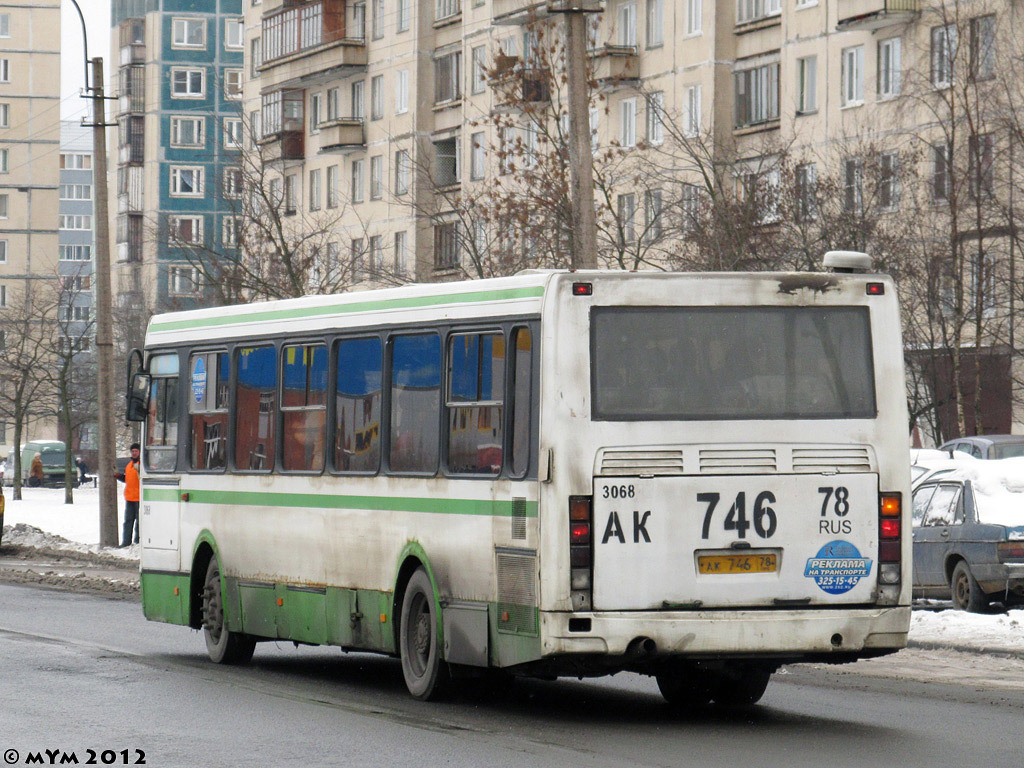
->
[[148, 286, 546, 333], [142, 487, 538, 517]]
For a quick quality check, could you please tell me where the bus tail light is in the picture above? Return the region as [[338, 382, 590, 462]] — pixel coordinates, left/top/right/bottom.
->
[[878, 492, 901, 585], [569, 495, 593, 610]]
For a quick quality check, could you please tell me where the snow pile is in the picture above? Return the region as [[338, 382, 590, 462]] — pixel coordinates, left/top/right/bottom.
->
[[927, 457, 1024, 529], [1, 486, 137, 557], [2, 522, 139, 560], [911, 608, 1024, 655]]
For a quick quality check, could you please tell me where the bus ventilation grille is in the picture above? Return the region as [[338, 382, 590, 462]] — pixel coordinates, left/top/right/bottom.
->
[[699, 448, 777, 474], [511, 498, 528, 540], [598, 449, 685, 475], [496, 548, 538, 636], [791, 447, 871, 473]]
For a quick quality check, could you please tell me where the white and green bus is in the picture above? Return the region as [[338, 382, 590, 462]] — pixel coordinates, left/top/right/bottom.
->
[[129, 259, 911, 704]]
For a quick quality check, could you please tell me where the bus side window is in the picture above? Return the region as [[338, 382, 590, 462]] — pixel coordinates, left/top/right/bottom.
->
[[235, 346, 278, 471], [334, 337, 382, 473], [281, 344, 328, 472], [188, 352, 229, 471], [390, 334, 441, 474], [145, 354, 179, 472], [510, 327, 532, 477], [447, 331, 504, 476]]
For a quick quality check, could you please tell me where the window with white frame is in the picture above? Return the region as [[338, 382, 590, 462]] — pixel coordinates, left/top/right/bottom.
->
[[684, 85, 701, 137], [352, 81, 365, 119], [172, 18, 206, 48], [394, 231, 408, 276], [171, 68, 205, 98], [0, 148, 7, 173], [931, 23, 957, 88], [169, 215, 204, 244], [326, 88, 339, 122], [223, 216, 243, 247], [646, 92, 664, 145], [878, 38, 901, 98], [970, 15, 995, 82], [352, 1, 366, 39], [436, 0, 460, 22], [734, 61, 778, 127], [170, 166, 204, 196], [932, 142, 952, 201], [470, 132, 486, 180], [0, 284, 6, 307], [371, 75, 384, 120], [225, 18, 244, 49], [687, 0, 702, 34], [394, 149, 410, 194], [395, 69, 409, 113], [841, 46, 864, 106], [647, 0, 663, 46], [644, 189, 663, 241], [284, 174, 298, 213], [351, 238, 365, 277], [251, 38, 261, 77], [0, 239, 6, 263], [737, 0, 780, 24], [60, 245, 92, 261], [796, 163, 817, 221], [620, 98, 636, 148], [797, 56, 817, 113], [397, 0, 411, 32], [65, 305, 90, 322], [435, 50, 461, 104], [370, 155, 383, 199], [434, 222, 459, 270], [0, 60, 9, 83], [169, 265, 202, 296], [171, 116, 204, 146], [522, 124, 538, 169], [309, 168, 322, 210], [250, 110, 260, 145], [352, 159, 365, 202], [618, 193, 636, 245], [0, 14, 9, 37], [969, 249, 996, 315], [969, 132, 994, 199], [737, 166, 780, 224], [59, 214, 92, 230], [0, 193, 7, 217], [223, 118, 243, 148], [61, 154, 91, 169], [843, 157, 863, 213], [369, 235, 383, 276], [310, 93, 321, 132], [372, 0, 385, 39], [618, 2, 637, 48], [223, 167, 243, 198], [224, 69, 243, 100], [60, 184, 92, 200], [471, 47, 487, 94], [878, 152, 899, 211], [0, 103, 8, 128], [327, 165, 339, 207]]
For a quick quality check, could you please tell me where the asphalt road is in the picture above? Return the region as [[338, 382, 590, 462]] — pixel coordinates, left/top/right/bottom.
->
[[2, 583, 1022, 768]]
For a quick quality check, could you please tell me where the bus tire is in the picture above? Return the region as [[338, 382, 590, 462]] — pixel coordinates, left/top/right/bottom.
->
[[202, 555, 256, 665], [399, 567, 449, 700], [951, 560, 989, 613], [655, 663, 714, 708], [712, 665, 771, 707]]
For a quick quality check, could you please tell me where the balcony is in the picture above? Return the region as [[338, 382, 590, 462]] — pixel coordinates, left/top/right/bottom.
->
[[493, 65, 552, 111], [118, 65, 145, 115], [260, 130, 305, 161], [120, 43, 145, 65], [318, 118, 364, 151], [590, 45, 640, 90], [261, 0, 367, 72], [837, 0, 918, 31]]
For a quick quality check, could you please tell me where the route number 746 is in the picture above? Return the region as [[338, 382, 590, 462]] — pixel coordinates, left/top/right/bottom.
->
[[698, 491, 778, 539]]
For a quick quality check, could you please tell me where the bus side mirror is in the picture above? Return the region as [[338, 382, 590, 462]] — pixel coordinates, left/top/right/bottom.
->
[[127, 373, 151, 422]]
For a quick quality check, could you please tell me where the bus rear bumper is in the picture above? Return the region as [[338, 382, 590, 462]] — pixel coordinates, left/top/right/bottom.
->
[[539, 606, 910, 661]]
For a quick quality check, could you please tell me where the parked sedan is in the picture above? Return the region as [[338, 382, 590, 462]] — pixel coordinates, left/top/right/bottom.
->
[[912, 461, 1024, 611], [938, 434, 1024, 460]]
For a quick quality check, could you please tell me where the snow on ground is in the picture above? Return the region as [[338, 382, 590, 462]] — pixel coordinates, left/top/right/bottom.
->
[[2, 487, 1022, 657]]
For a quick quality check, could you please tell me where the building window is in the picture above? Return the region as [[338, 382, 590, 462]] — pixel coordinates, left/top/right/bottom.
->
[[684, 85, 701, 137], [470, 132, 486, 180], [60, 184, 92, 200], [327, 165, 339, 208], [931, 24, 956, 88], [172, 18, 206, 48], [433, 137, 459, 187], [372, 0, 385, 38], [371, 75, 384, 120], [932, 142, 952, 201], [223, 118, 243, 148], [0, 284, 6, 308], [394, 231, 408, 276], [647, 0, 663, 46], [251, 38, 262, 77], [0, 194, 7, 218], [617, 193, 636, 245], [352, 81, 365, 120], [352, 159, 365, 203], [844, 157, 863, 214], [351, 238, 365, 278], [797, 56, 817, 114], [878, 38, 901, 98], [471, 47, 487, 95], [326, 88, 340, 122], [737, 0, 780, 24], [0, 239, 6, 263], [351, 1, 366, 39], [169, 265, 202, 297], [796, 163, 817, 222], [395, 149, 410, 194], [644, 189, 663, 242], [223, 167, 243, 198], [170, 166, 204, 196], [969, 133, 994, 199], [171, 68, 206, 98], [436, 0, 460, 22], [310, 92, 321, 132], [309, 168, 322, 210], [59, 245, 92, 261], [60, 153, 92, 170], [224, 70, 243, 100], [734, 62, 778, 127], [171, 116, 204, 146], [841, 46, 864, 106], [435, 50, 461, 104], [646, 91, 664, 145], [397, 0, 411, 32], [434, 222, 459, 270], [970, 15, 995, 82], [369, 235, 383, 276], [284, 174, 298, 214], [59, 214, 93, 230], [226, 18, 244, 49], [0, 14, 9, 37], [370, 155, 383, 199], [878, 152, 899, 211], [0, 103, 8, 128], [620, 98, 636, 148], [395, 69, 409, 113], [0, 60, 8, 83], [169, 215, 204, 244], [687, 0, 702, 34], [617, 2, 637, 47], [223, 216, 243, 247]]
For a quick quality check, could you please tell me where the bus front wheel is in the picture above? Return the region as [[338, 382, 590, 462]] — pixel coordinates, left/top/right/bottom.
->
[[399, 567, 450, 700], [201, 555, 256, 665]]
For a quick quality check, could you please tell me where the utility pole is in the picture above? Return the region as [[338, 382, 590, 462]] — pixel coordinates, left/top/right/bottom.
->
[[549, 0, 600, 269], [88, 57, 119, 547]]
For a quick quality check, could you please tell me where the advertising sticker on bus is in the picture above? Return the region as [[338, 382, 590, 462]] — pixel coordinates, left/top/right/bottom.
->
[[804, 540, 873, 594], [191, 356, 206, 405]]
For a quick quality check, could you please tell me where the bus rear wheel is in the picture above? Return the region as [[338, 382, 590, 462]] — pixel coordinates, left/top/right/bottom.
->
[[712, 665, 772, 707], [202, 555, 256, 665], [655, 662, 716, 708], [399, 568, 450, 700]]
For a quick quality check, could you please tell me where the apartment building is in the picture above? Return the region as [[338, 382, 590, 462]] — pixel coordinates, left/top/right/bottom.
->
[[110, 0, 244, 321], [0, 0, 60, 447]]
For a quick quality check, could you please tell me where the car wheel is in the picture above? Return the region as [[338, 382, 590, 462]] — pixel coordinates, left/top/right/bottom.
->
[[950, 560, 989, 613], [201, 555, 256, 664], [399, 567, 450, 700]]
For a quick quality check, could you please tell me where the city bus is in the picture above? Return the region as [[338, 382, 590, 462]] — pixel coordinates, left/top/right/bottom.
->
[[128, 257, 911, 704]]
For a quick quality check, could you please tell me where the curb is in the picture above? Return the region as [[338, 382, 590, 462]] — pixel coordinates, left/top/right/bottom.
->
[[907, 639, 1024, 661]]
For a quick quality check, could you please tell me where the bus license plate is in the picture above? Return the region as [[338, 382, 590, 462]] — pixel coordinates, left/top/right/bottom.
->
[[698, 553, 778, 575]]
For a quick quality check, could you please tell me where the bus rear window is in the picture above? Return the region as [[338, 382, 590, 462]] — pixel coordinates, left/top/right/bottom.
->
[[591, 306, 876, 421]]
